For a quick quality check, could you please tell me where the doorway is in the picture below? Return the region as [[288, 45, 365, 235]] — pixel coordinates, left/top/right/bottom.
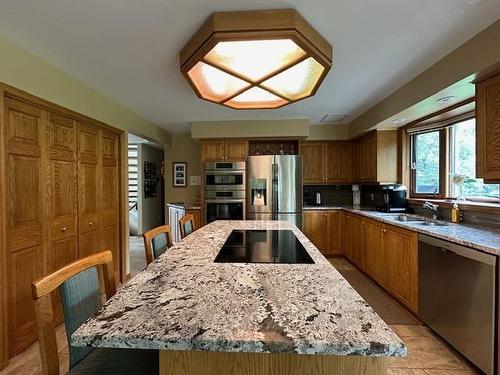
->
[[127, 133, 165, 274]]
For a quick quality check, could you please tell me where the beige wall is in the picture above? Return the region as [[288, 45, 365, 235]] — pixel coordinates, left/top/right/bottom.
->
[[191, 119, 310, 139], [0, 35, 171, 145], [165, 134, 202, 205], [348, 19, 500, 137], [306, 124, 349, 140]]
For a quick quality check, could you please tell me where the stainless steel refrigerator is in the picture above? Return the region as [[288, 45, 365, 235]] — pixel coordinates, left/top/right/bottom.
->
[[246, 155, 303, 228]]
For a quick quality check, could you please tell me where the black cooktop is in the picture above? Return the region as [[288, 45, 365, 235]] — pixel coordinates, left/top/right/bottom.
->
[[214, 230, 314, 264]]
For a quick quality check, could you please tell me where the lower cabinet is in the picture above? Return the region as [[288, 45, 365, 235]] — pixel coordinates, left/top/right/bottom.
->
[[303, 210, 343, 256], [349, 214, 418, 313], [344, 213, 365, 270]]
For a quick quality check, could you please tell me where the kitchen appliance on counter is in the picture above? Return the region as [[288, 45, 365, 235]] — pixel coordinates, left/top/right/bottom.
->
[[373, 185, 407, 212], [247, 155, 303, 228], [204, 161, 246, 223], [418, 234, 496, 375]]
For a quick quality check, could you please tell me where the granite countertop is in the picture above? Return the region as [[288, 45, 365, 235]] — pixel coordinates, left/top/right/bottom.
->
[[72, 220, 406, 357], [304, 205, 500, 256]]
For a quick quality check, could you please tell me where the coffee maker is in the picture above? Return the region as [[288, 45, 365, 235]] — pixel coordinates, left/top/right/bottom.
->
[[375, 185, 407, 212]]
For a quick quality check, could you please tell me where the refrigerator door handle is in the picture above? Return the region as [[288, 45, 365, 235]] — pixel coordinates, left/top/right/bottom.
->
[[272, 163, 278, 219]]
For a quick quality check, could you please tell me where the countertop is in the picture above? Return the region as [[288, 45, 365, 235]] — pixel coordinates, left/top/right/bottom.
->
[[72, 220, 406, 357], [304, 206, 500, 256], [167, 202, 201, 210]]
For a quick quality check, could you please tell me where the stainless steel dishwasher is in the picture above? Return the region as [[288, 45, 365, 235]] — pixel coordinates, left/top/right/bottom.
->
[[419, 234, 496, 375]]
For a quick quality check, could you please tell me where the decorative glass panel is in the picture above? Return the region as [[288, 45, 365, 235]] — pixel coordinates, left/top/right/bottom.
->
[[224, 87, 288, 109]]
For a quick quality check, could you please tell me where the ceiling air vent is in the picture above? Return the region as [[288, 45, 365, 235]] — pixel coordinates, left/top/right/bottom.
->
[[320, 114, 348, 123]]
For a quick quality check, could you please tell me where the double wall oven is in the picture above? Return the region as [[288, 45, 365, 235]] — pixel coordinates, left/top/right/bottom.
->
[[204, 162, 246, 223]]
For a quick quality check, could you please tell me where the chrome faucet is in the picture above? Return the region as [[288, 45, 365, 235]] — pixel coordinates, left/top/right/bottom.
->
[[422, 201, 439, 220]]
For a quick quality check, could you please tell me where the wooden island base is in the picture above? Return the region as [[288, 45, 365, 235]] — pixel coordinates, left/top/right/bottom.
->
[[159, 350, 387, 375]]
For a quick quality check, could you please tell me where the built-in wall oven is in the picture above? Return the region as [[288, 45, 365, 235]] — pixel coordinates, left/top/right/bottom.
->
[[204, 162, 246, 224]]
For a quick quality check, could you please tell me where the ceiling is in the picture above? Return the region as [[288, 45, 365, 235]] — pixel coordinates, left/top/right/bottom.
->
[[0, 1, 498, 134]]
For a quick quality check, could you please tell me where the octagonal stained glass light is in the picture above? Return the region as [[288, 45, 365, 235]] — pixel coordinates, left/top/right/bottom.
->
[[180, 9, 333, 109]]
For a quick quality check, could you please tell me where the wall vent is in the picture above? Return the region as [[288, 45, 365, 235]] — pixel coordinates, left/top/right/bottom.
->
[[320, 114, 348, 123]]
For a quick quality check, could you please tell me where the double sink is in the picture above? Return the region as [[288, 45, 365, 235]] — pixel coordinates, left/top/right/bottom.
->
[[381, 213, 451, 227]]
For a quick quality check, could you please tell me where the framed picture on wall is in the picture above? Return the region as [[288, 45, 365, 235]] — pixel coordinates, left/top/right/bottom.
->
[[173, 162, 187, 187]]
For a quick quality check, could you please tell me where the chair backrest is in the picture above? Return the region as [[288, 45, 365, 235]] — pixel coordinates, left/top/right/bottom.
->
[[31, 251, 116, 375], [143, 225, 173, 265], [179, 214, 195, 239]]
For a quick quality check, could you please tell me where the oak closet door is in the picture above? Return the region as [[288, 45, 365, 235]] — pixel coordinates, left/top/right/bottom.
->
[[101, 130, 120, 276], [45, 112, 78, 323], [77, 122, 102, 258], [4, 98, 44, 355]]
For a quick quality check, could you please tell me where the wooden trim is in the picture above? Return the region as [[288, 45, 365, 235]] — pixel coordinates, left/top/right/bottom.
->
[[0, 86, 8, 370], [142, 225, 174, 265], [407, 198, 500, 214], [179, 214, 195, 239], [0, 82, 122, 136], [160, 350, 387, 375], [119, 133, 128, 282], [472, 61, 500, 84], [403, 97, 475, 131]]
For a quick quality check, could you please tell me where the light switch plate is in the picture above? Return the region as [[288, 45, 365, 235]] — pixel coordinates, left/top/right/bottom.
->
[[190, 176, 201, 186]]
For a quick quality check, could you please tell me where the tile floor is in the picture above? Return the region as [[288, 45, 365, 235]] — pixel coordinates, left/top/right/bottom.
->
[[0, 256, 483, 374]]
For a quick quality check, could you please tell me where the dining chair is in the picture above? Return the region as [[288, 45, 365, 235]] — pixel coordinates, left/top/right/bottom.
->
[[179, 214, 195, 239], [143, 225, 174, 265], [31, 250, 158, 375]]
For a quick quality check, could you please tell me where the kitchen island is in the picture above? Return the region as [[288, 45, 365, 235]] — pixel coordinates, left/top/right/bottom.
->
[[73, 220, 405, 375]]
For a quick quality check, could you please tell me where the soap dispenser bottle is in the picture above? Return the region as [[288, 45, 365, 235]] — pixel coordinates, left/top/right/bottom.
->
[[451, 203, 462, 223]]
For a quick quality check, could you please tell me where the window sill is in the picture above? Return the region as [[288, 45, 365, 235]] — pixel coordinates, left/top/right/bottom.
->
[[408, 198, 500, 213]]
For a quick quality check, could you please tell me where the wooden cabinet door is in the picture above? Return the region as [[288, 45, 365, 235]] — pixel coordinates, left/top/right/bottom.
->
[[357, 133, 378, 182], [344, 214, 365, 270], [476, 72, 500, 181], [303, 211, 328, 252], [325, 142, 352, 182], [364, 219, 385, 284], [201, 141, 225, 162], [326, 211, 343, 256], [225, 140, 248, 161], [45, 112, 78, 324], [77, 122, 101, 259], [4, 98, 45, 355], [101, 130, 120, 276], [384, 225, 418, 312], [301, 143, 325, 183]]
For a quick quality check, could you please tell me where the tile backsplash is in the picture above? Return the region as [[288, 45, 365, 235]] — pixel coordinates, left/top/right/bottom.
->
[[303, 185, 353, 206]]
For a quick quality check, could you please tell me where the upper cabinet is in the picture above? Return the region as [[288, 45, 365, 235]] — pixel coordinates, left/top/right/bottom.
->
[[201, 140, 248, 162], [353, 130, 397, 184], [475, 70, 500, 182], [300, 141, 352, 184]]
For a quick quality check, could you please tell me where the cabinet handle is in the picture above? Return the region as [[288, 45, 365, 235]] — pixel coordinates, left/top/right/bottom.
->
[[324, 213, 327, 217], [88, 221, 93, 226], [61, 227, 67, 232]]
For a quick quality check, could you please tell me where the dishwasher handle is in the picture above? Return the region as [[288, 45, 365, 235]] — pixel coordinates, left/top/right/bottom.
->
[[419, 234, 496, 266]]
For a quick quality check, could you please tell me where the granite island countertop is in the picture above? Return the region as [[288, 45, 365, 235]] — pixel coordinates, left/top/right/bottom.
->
[[72, 220, 406, 357], [304, 206, 500, 256]]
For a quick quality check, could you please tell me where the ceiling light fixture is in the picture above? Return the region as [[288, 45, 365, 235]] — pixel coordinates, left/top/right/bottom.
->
[[179, 9, 333, 109]]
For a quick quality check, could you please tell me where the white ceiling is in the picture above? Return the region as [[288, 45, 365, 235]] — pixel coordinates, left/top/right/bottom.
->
[[0, 0, 498, 134]]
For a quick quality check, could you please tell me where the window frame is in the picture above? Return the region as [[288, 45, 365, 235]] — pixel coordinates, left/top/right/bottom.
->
[[408, 111, 500, 203], [409, 128, 447, 199]]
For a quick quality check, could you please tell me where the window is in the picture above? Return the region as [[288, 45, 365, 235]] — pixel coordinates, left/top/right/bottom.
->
[[412, 131, 441, 195], [449, 118, 500, 199], [410, 116, 500, 201]]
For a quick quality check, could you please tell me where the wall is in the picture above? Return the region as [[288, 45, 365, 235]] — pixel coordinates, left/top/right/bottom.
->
[[191, 119, 309, 139], [306, 124, 349, 140], [0, 35, 171, 145], [347, 20, 500, 137], [138, 144, 165, 234], [165, 134, 202, 206]]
